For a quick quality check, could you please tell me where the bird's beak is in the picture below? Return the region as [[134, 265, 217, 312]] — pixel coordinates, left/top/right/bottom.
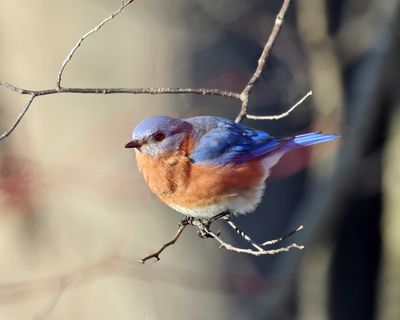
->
[[125, 139, 143, 149]]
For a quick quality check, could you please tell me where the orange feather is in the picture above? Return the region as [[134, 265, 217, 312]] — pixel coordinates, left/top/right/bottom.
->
[[136, 140, 265, 210]]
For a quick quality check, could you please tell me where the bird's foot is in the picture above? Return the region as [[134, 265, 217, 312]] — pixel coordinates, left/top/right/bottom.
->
[[197, 228, 213, 239], [195, 219, 221, 239], [180, 216, 194, 227]]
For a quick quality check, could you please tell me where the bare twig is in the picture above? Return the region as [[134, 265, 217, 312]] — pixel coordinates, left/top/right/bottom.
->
[[0, 81, 240, 99], [223, 217, 304, 249], [56, 0, 135, 88], [261, 225, 304, 246], [235, 0, 292, 123], [223, 217, 265, 251], [140, 218, 189, 263], [0, 94, 36, 141], [215, 237, 303, 256], [0, 80, 32, 94], [0, 83, 239, 142], [247, 90, 312, 120], [199, 223, 304, 256]]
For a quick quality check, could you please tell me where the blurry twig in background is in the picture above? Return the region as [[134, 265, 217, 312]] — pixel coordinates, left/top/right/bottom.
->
[[0, 251, 276, 304], [34, 280, 67, 320]]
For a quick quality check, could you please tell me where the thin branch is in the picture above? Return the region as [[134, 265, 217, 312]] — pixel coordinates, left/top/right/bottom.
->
[[235, 0, 292, 123], [247, 90, 312, 120], [0, 81, 240, 99], [140, 219, 189, 263], [0, 80, 32, 94], [56, 0, 135, 88], [188, 218, 303, 257], [223, 217, 265, 251], [0, 83, 239, 142], [261, 225, 304, 246], [0, 95, 35, 142], [223, 217, 304, 250], [206, 228, 303, 256]]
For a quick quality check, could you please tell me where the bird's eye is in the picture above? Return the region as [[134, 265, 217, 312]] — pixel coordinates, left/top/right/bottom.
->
[[153, 132, 165, 142]]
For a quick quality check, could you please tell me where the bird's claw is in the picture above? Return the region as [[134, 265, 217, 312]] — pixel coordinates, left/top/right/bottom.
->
[[180, 216, 194, 227], [197, 229, 213, 239]]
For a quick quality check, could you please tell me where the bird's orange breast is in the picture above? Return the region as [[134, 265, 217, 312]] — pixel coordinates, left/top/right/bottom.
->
[[136, 150, 265, 210]]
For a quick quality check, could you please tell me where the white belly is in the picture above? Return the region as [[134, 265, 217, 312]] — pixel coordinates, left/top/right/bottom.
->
[[168, 182, 265, 219]]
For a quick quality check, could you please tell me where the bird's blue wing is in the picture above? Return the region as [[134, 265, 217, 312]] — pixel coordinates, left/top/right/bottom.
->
[[185, 116, 282, 164]]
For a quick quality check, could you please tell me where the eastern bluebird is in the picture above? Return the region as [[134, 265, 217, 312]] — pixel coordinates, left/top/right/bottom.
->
[[125, 115, 338, 219]]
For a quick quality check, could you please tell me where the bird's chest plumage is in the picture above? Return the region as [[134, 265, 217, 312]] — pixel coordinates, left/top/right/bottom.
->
[[135, 150, 191, 196], [135, 150, 266, 218]]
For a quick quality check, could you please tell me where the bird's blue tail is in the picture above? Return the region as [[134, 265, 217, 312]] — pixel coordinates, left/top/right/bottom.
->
[[292, 132, 339, 147]]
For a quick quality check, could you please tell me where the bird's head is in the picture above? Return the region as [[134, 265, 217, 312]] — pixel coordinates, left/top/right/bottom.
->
[[125, 115, 192, 157]]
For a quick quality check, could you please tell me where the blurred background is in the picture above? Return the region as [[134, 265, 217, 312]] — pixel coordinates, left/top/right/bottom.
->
[[0, 0, 399, 319]]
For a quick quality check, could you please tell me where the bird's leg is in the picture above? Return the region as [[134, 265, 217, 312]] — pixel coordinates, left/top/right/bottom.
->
[[139, 217, 190, 263], [210, 211, 231, 223]]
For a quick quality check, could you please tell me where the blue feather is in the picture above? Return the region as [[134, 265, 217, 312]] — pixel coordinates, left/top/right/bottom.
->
[[186, 116, 278, 164], [292, 132, 339, 147], [186, 116, 338, 165]]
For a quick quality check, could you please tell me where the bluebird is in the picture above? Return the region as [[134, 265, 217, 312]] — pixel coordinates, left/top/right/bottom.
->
[[125, 115, 338, 219]]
